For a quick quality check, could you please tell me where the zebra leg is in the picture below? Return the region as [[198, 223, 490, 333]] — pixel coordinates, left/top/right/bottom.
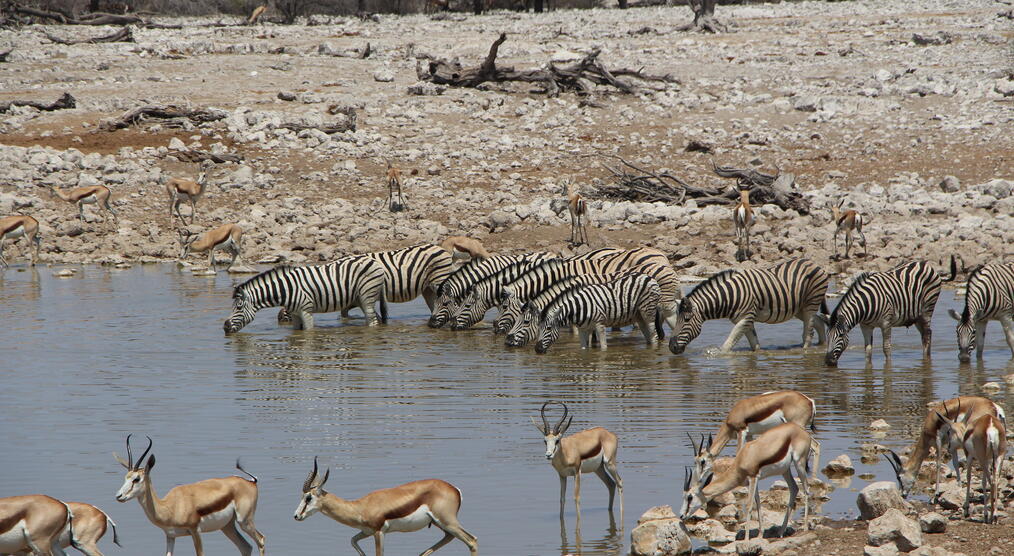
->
[[744, 323, 760, 351], [998, 316, 1014, 359], [721, 318, 753, 351], [596, 324, 608, 350], [861, 324, 875, 358], [813, 312, 827, 346], [881, 326, 893, 359], [578, 327, 591, 349], [360, 299, 379, 326], [800, 311, 815, 348], [295, 310, 315, 330], [914, 317, 932, 357]]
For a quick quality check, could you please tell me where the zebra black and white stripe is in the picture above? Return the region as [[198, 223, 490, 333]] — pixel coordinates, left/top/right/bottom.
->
[[668, 258, 830, 355], [449, 257, 558, 330], [534, 273, 663, 353], [948, 262, 1014, 362], [821, 257, 956, 365], [491, 249, 678, 334], [428, 252, 556, 328], [224, 257, 386, 332], [504, 272, 632, 347]]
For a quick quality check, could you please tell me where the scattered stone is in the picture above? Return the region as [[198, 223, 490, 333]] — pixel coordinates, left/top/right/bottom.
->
[[918, 512, 947, 533], [912, 31, 954, 46], [53, 269, 76, 277], [981, 382, 1001, 392], [823, 454, 856, 477], [277, 91, 296, 101], [870, 419, 891, 431], [735, 538, 769, 556], [407, 81, 445, 96], [630, 506, 691, 556], [867, 508, 922, 552], [865, 544, 900, 556], [858, 482, 913, 520], [373, 68, 395, 83], [938, 175, 960, 193]]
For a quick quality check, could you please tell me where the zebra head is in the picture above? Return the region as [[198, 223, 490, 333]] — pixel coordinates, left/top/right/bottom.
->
[[505, 304, 538, 347], [820, 312, 850, 366], [427, 294, 454, 328], [224, 289, 257, 334], [492, 290, 520, 335], [668, 298, 702, 354], [948, 308, 975, 363], [534, 309, 564, 354], [451, 291, 487, 330]]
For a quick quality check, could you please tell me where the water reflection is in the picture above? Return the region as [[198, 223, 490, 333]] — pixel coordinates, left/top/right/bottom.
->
[[0, 265, 1011, 555]]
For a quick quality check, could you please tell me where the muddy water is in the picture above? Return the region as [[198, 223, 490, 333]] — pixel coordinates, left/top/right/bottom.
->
[[1, 264, 1011, 556]]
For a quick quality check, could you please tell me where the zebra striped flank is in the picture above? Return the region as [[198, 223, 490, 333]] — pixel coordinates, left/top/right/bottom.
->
[[362, 244, 454, 305], [450, 257, 556, 330], [224, 257, 386, 333]]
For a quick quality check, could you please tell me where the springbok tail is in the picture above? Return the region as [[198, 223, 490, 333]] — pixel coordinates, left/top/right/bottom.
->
[[235, 458, 258, 483], [104, 511, 123, 547]]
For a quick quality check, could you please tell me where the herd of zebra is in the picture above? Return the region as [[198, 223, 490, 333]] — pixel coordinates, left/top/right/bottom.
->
[[223, 242, 1014, 363]]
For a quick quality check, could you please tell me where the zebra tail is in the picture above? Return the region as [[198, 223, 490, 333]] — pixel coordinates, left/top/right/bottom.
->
[[379, 291, 389, 324], [819, 300, 829, 316], [944, 254, 958, 282], [654, 307, 665, 340]]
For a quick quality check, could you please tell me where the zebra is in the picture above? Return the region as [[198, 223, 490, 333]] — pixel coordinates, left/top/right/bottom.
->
[[668, 258, 830, 355], [428, 252, 556, 328], [224, 257, 386, 333], [948, 263, 1014, 362], [277, 244, 453, 324], [491, 248, 678, 334], [820, 257, 957, 366], [534, 273, 664, 353], [504, 272, 633, 347], [449, 257, 558, 330]]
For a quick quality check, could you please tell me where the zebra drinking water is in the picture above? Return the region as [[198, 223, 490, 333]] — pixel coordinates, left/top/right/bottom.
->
[[820, 257, 956, 365], [534, 273, 664, 354], [948, 262, 1014, 362], [224, 257, 386, 333], [668, 258, 830, 354]]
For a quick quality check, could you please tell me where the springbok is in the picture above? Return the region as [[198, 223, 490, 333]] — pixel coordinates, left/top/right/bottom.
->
[[439, 236, 491, 261], [50, 502, 121, 556], [531, 401, 623, 517], [681, 422, 811, 540], [935, 410, 1007, 523], [386, 163, 407, 212], [689, 391, 820, 483], [831, 199, 867, 259], [0, 494, 75, 555], [733, 181, 753, 262], [48, 185, 117, 224], [166, 172, 208, 224], [294, 457, 478, 556], [566, 182, 588, 246], [886, 395, 1005, 498], [0, 215, 41, 269], [178, 223, 243, 271], [113, 435, 266, 556]]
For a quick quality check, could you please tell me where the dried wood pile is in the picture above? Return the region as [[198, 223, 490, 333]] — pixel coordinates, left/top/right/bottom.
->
[[44, 26, 133, 45], [5, 3, 179, 28], [593, 156, 811, 214], [0, 92, 75, 113], [98, 105, 228, 131], [417, 33, 676, 97]]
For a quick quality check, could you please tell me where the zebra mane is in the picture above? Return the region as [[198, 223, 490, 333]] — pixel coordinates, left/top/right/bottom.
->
[[830, 272, 873, 323], [685, 269, 737, 302], [233, 265, 293, 298], [539, 283, 586, 323], [437, 257, 485, 296]]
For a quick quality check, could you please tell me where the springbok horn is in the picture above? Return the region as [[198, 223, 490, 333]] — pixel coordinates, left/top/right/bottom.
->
[[555, 401, 569, 434], [686, 432, 698, 454], [134, 436, 153, 470], [540, 401, 551, 435], [125, 434, 134, 469], [303, 456, 319, 493]]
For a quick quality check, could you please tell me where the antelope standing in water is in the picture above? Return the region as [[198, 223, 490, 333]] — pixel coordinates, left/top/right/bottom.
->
[[178, 223, 243, 271], [733, 181, 753, 262], [48, 185, 117, 224], [689, 390, 821, 483], [386, 163, 407, 212], [831, 199, 867, 259], [294, 457, 478, 556], [935, 409, 1007, 523], [681, 422, 811, 539], [0, 215, 41, 269], [0, 495, 76, 555], [114, 435, 266, 556], [532, 401, 623, 517], [166, 171, 208, 224]]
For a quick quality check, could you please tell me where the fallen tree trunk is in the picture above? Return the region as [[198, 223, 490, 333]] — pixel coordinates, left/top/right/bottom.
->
[[10, 3, 178, 27], [170, 149, 242, 164], [44, 26, 133, 45], [712, 161, 777, 186], [592, 155, 810, 214], [99, 105, 228, 131], [418, 33, 676, 97], [0, 92, 75, 113]]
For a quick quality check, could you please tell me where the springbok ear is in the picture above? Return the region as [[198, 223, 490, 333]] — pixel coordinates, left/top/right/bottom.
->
[[933, 411, 953, 428], [706, 433, 714, 450], [947, 309, 961, 322], [113, 452, 130, 469], [700, 470, 714, 488], [683, 466, 692, 491], [318, 467, 330, 488], [145, 454, 156, 472], [530, 416, 546, 435]]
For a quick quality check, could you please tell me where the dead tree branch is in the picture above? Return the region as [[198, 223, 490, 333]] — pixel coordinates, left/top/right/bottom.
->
[[170, 149, 242, 164], [43, 26, 133, 45], [10, 3, 178, 27], [99, 105, 227, 131], [711, 161, 778, 186], [419, 33, 677, 97], [0, 92, 75, 113]]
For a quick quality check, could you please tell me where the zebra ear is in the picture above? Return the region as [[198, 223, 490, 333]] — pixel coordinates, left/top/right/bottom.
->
[[947, 309, 961, 322]]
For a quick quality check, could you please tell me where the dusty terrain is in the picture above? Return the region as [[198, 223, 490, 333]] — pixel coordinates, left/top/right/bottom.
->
[[0, 1, 1011, 277]]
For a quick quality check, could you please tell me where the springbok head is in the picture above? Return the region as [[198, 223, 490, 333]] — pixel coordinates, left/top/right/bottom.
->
[[532, 401, 574, 460], [294, 456, 330, 521], [687, 432, 715, 486], [679, 465, 712, 521], [114, 434, 154, 502], [177, 228, 198, 258]]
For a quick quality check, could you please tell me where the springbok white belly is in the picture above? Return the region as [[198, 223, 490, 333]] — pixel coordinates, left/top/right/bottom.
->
[[0, 521, 29, 552], [3, 225, 26, 240], [80, 195, 99, 205], [382, 504, 432, 533], [746, 410, 786, 436], [579, 452, 604, 473], [216, 237, 236, 252], [198, 502, 237, 532], [757, 450, 794, 480]]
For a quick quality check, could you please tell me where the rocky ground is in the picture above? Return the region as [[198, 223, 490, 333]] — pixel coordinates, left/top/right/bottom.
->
[[0, 1, 1010, 274]]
